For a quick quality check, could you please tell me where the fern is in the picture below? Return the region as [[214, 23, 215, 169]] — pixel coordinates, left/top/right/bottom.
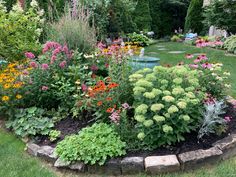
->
[[198, 100, 227, 139], [224, 35, 236, 54]]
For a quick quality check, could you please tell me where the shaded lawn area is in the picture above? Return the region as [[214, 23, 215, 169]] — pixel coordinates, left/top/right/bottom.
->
[[145, 42, 236, 97], [0, 129, 56, 177]]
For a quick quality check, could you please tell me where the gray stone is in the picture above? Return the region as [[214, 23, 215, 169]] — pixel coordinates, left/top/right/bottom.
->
[[213, 134, 236, 160], [145, 155, 180, 174], [69, 162, 86, 172], [54, 158, 70, 168], [121, 157, 144, 175], [178, 147, 222, 170], [26, 143, 40, 156], [37, 146, 57, 163], [168, 51, 185, 54], [88, 159, 121, 175]]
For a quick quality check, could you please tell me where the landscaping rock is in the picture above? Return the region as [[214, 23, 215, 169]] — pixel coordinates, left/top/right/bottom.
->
[[145, 155, 180, 174], [178, 147, 222, 170], [54, 158, 70, 168], [69, 162, 86, 172], [121, 157, 144, 175], [88, 159, 121, 175], [37, 146, 57, 163], [26, 143, 40, 156], [213, 133, 236, 160]]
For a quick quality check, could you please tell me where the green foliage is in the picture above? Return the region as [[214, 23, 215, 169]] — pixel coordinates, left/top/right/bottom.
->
[[6, 107, 54, 137], [171, 35, 182, 42], [49, 130, 61, 142], [224, 35, 236, 54], [203, 0, 236, 34], [133, 0, 152, 31], [47, 4, 96, 53], [128, 32, 150, 46], [0, 1, 44, 62], [185, 0, 204, 34], [129, 66, 205, 149], [55, 123, 126, 165]]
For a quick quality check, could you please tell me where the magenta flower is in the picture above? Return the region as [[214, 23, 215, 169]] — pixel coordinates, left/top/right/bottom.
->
[[62, 44, 69, 54], [25, 52, 35, 59], [41, 86, 49, 91], [224, 116, 232, 123], [199, 54, 208, 60], [30, 61, 38, 68], [42, 41, 61, 53], [81, 84, 87, 92], [22, 70, 29, 75], [185, 54, 194, 59], [50, 55, 57, 64], [59, 61, 67, 69], [97, 42, 106, 50], [194, 58, 201, 63], [41, 63, 49, 70], [105, 63, 109, 68], [201, 63, 212, 69]]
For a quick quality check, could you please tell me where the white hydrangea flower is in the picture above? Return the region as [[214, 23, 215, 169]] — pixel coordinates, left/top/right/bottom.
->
[[30, 0, 38, 8]]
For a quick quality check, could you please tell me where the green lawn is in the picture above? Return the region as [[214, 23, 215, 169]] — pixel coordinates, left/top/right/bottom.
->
[[145, 42, 236, 97]]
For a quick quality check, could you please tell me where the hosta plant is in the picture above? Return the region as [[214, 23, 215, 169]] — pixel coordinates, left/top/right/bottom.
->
[[129, 66, 205, 149]]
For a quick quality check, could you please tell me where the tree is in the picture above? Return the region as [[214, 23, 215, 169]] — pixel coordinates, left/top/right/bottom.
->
[[185, 0, 204, 34], [203, 0, 236, 34], [133, 0, 152, 31]]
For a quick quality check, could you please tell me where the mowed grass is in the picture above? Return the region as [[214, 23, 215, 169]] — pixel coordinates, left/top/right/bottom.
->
[[145, 42, 236, 97], [0, 129, 56, 177]]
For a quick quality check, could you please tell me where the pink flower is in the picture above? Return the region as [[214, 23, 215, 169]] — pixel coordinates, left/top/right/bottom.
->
[[199, 54, 208, 60], [109, 111, 120, 124], [122, 103, 131, 110], [25, 52, 35, 59], [97, 42, 106, 50], [30, 61, 38, 68], [52, 48, 61, 56], [201, 63, 212, 69], [42, 41, 61, 53], [194, 58, 201, 63], [62, 44, 69, 54], [224, 116, 232, 123], [50, 55, 57, 64], [41, 86, 49, 91], [59, 61, 67, 68], [41, 63, 49, 70], [81, 84, 87, 92], [185, 54, 194, 59], [189, 64, 199, 69], [105, 63, 109, 68]]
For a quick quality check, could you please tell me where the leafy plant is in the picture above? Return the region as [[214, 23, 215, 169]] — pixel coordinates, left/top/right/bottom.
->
[[171, 35, 182, 42], [224, 35, 236, 54], [6, 107, 54, 137], [128, 32, 150, 47], [129, 66, 205, 149], [55, 123, 126, 165], [49, 130, 61, 142], [198, 100, 227, 139], [0, 0, 44, 62]]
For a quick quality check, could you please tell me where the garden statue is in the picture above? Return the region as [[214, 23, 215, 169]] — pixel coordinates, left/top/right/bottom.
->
[[139, 48, 145, 57]]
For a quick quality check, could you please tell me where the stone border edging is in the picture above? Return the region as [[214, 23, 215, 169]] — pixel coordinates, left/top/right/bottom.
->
[[26, 132, 236, 175]]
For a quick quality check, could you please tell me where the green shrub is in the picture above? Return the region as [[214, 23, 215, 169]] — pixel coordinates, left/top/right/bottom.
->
[[171, 35, 181, 42], [185, 0, 204, 34], [128, 32, 150, 47], [129, 66, 205, 149], [6, 107, 54, 137], [55, 123, 126, 165], [224, 35, 236, 54], [0, 1, 44, 62], [47, 3, 96, 53]]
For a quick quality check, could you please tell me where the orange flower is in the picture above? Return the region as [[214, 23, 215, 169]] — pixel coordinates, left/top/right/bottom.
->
[[106, 107, 113, 113], [97, 101, 103, 106], [108, 82, 119, 89], [106, 97, 112, 101]]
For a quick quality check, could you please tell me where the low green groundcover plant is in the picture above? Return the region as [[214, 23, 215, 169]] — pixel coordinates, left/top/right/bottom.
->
[[55, 123, 126, 165], [129, 66, 205, 149]]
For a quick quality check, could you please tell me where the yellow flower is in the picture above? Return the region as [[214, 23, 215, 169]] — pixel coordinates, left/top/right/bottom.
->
[[16, 94, 22, 99], [2, 96, 9, 102], [3, 83, 11, 89]]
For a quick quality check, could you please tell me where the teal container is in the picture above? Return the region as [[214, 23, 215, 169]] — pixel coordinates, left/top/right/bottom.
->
[[129, 56, 160, 72]]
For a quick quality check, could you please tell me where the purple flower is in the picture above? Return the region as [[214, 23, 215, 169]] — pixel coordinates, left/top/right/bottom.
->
[[22, 70, 29, 75], [25, 52, 35, 59], [109, 111, 120, 124], [224, 116, 232, 123], [91, 65, 98, 72], [41, 86, 49, 91], [81, 84, 87, 92], [41, 63, 49, 70]]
